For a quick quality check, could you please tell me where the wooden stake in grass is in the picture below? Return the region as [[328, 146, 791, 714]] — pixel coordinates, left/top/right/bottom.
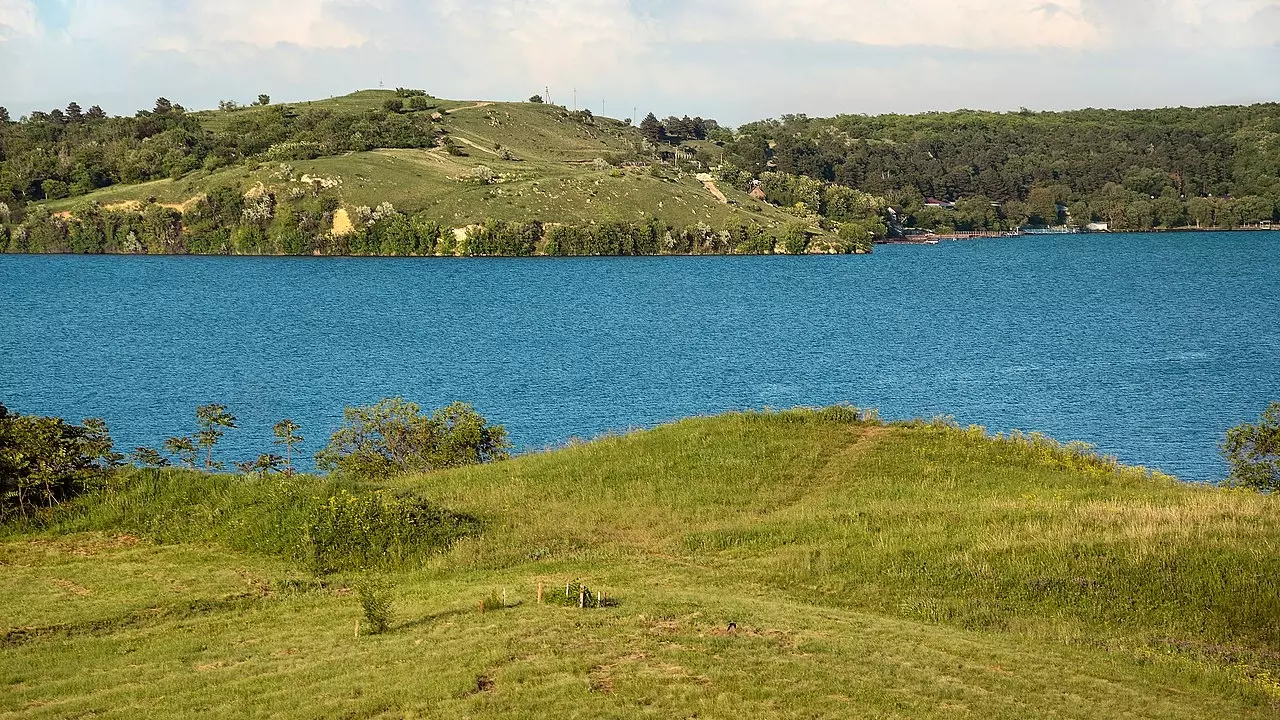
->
[[479, 599, 485, 615], [354, 620, 360, 638], [537, 583, 543, 604], [579, 587, 585, 608]]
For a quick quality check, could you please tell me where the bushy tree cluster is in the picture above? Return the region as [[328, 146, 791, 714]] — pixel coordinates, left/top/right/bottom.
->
[[0, 403, 120, 517], [0, 98, 442, 207], [315, 399, 510, 479]]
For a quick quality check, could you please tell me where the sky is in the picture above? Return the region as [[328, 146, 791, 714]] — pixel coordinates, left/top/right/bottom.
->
[[1, 0, 1278, 125]]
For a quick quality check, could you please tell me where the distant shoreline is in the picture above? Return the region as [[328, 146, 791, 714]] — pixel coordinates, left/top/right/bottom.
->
[[883, 226, 1279, 244]]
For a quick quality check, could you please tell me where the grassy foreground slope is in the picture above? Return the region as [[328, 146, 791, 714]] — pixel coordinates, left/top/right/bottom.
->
[[42, 91, 797, 232], [3, 412, 1279, 718]]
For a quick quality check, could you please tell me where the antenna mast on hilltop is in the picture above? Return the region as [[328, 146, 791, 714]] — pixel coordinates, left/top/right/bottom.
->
[[573, 88, 577, 112], [546, 86, 551, 105]]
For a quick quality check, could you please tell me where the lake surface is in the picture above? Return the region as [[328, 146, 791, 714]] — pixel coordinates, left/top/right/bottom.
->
[[2, 232, 1278, 481]]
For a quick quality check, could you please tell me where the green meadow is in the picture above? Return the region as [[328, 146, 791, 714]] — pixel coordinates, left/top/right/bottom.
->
[[3, 410, 1278, 718]]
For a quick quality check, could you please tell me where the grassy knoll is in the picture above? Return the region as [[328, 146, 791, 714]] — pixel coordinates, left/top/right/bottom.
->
[[2, 411, 1278, 718], [41, 90, 798, 234]]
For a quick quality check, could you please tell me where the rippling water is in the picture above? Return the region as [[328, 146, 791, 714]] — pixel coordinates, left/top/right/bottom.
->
[[2, 232, 1277, 480]]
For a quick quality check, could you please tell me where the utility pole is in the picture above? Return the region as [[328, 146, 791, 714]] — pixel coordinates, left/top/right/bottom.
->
[[573, 88, 577, 112]]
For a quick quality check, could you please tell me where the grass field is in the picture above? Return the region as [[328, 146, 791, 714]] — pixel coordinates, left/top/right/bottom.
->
[[3, 411, 1278, 718], [41, 91, 802, 234]]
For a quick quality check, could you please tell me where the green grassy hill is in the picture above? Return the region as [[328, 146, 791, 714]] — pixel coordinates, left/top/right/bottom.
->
[[3, 411, 1278, 718], [41, 90, 797, 234]]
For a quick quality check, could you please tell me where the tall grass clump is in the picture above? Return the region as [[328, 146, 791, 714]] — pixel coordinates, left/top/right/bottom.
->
[[9, 469, 480, 573]]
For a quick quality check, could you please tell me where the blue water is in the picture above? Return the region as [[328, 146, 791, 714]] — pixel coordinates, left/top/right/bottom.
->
[[2, 232, 1277, 481]]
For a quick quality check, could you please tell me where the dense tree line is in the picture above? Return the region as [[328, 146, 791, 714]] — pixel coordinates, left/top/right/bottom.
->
[[1, 191, 873, 256], [0, 96, 442, 207], [722, 105, 1280, 231]]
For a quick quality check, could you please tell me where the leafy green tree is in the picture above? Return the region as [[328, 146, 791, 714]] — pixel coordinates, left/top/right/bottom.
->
[[316, 398, 510, 478], [0, 404, 119, 516], [273, 419, 304, 476], [163, 435, 198, 468], [195, 404, 238, 470], [640, 113, 665, 143], [383, 98, 404, 114], [528, 95, 544, 104], [1222, 402, 1280, 492], [0, 106, 9, 123], [779, 221, 811, 255], [257, 94, 271, 106], [130, 447, 170, 468], [837, 222, 874, 254], [235, 454, 283, 476], [153, 97, 174, 115]]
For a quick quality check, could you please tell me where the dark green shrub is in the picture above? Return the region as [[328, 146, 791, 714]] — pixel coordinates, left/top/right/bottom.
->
[[0, 404, 120, 517], [356, 577, 395, 634], [315, 399, 510, 479], [1222, 402, 1280, 492]]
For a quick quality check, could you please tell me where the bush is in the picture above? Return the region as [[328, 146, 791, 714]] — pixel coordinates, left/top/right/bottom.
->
[[315, 399, 510, 479], [1222, 402, 1280, 492], [356, 577, 395, 634], [0, 404, 120, 517]]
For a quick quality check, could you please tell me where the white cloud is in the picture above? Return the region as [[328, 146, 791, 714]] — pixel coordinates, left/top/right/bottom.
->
[[0, 0, 39, 41], [667, 0, 1101, 49], [0, 0, 1277, 121], [63, 0, 372, 51]]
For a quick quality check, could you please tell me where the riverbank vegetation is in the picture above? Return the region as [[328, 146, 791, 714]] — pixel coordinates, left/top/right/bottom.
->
[[2, 401, 1279, 717]]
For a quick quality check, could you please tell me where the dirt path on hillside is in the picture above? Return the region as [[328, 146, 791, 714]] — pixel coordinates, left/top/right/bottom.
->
[[696, 173, 729, 204], [449, 134, 500, 156], [446, 102, 494, 115]]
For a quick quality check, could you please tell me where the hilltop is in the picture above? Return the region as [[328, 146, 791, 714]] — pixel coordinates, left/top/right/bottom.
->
[[3, 410, 1278, 718], [3, 90, 856, 257], [48, 92, 791, 229]]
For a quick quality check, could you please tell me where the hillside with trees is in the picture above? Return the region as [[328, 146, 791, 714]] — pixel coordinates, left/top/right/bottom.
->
[[2, 92, 1278, 257], [0, 91, 864, 257], [719, 105, 1280, 232]]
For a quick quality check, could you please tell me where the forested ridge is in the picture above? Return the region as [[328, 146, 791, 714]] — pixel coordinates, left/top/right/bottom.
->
[[719, 104, 1280, 232]]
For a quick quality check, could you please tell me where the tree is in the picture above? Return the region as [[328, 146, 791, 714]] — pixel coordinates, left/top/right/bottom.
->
[[130, 447, 170, 468], [1222, 402, 1280, 492], [235, 454, 283, 476], [65, 102, 83, 122], [257, 94, 271, 106], [85, 104, 106, 121], [153, 97, 173, 115], [315, 398, 510, 478], [408, 96, 431, 111], [640, 113, 665, 143], [528, 95, 544, 104], [0, 106, 9, 123], [163, 435, 198, 469], [0, 405, 119, 516], [383, 98, 404, 114], [273, 419, 304, 476], [194, 404, 238, 470]]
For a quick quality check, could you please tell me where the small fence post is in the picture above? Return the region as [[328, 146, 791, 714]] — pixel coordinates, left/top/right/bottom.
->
[[537, 583, 544, 604]]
